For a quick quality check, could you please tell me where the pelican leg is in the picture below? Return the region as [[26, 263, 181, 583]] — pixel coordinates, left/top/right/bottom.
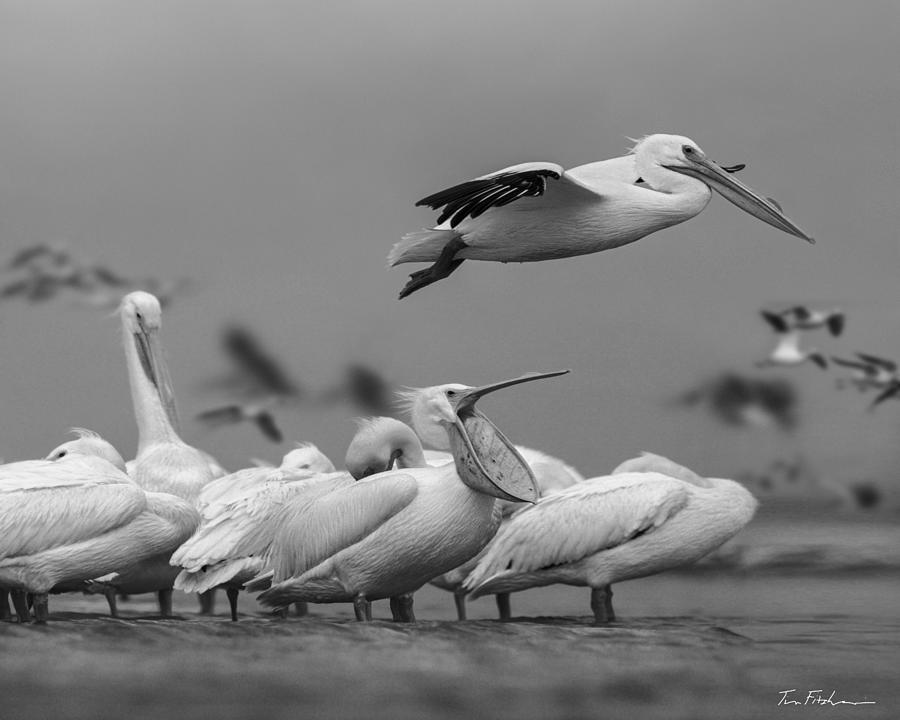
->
[[353, 594, 371, 622], [226, 587, 240, 622], [32, 593, 50, 624], [294, 602, 309, 617], [1, 590, 10, 620], [590, 585, 615, 624], [398, 237, 468, 299], [198, 589, 216, 615], [453, 591, 467, 621], [495, 593, 512, 621], [389, 596, 403, 622], [397, 593, 415, 623], [158, 588, 173, 617], [275, 607, 289, 620], [104, 587, 119, 618], [11, 590, 30, 623]]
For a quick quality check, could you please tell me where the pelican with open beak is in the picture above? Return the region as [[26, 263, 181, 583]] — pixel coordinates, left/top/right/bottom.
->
[[252, 370, 568, 621]]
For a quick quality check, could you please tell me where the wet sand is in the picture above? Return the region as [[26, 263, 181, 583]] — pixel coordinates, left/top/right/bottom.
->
[[3, 571, 898, 720]]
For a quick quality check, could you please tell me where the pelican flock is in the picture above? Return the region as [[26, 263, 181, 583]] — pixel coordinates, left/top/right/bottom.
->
[[1, 130, 816, 625]]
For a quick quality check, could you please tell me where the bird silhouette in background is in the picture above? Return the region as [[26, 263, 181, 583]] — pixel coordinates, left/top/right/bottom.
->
[[319, 363, 397, 417], [0, 243, 188, 309], [761, 305, 845, 337], [674, 373, 798, 432], [195, 326, 304, 442], [757, 330, 828, 370]]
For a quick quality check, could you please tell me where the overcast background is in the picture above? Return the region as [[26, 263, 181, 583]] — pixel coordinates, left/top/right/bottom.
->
[[1, 0, 898, 492]]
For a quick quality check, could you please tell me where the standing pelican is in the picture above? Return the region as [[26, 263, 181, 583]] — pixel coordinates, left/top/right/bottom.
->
[[172, 444, 337, 620], [252, 370, 567, 621], [0, 430, 197, 623], [398, 383, 584, 617], [390, 134, 813, 297], [97, 291, 220, 617], [463, 452, 757, 624]]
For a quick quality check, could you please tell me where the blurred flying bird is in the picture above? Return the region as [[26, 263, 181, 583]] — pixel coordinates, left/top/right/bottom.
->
[[319, 363, 397, 417], [832, 353, 898, 394], [761, 306, 844, 336], [195, 326, 305, 443], [0, 243, 188, 309], [674, 373, 798, 431], [391, 133, 813, 298], [462, 452, 757, 624], [196, 403, 284, 443], [757, 329, 827, 370], [220, 326, 302, 398]]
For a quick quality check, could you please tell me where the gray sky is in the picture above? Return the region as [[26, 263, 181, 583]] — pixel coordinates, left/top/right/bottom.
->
[[1, 1, 898, 487]]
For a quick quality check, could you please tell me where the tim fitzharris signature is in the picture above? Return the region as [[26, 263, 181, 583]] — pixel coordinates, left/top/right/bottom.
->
[[778, 689, 876, 707]]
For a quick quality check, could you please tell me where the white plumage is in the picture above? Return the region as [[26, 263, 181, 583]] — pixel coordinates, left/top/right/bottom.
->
[[463, 452, 758, 623]]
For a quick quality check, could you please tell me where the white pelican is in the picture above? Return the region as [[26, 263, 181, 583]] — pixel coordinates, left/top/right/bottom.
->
[[761, 306, 844, 336], [390, 134, 813, 297], [99, 291, 220, 616], [757, 329, 827, 370], [425, 445, 583, 620], [463, 452, 757, 623], [253, 370, 567, 621], [171, 444, 337, 620], [0, 429, 197, 623]]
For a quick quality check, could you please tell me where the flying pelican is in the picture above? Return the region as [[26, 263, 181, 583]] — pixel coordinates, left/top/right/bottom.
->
[[463, 452, 757, 624], [0, 429, 197, 623], [761, 306, 844, 337], [172, 444, 337, 620], [757, 330, 827, 370], [390, 134, 813, 297], [252, 370, 567, 621], [99, 291, 221, 617]]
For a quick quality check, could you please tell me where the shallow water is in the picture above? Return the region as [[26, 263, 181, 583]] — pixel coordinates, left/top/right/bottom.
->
[[3, 573, 898, 720]]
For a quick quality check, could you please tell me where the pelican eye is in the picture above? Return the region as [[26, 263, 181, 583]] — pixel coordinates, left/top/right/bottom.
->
[[682, 145, 695, 156], [54, 450, 67, 459], [446, 390, 457, 398]]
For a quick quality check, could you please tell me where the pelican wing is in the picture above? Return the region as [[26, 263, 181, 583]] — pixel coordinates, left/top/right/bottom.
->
[[268, 473, 419, 582], [196, 405, 244, 426], [417, 163, 601, 229], [172, 470, 343, 571], [463, 473, 689, 593], [0, 459, 145, 558]]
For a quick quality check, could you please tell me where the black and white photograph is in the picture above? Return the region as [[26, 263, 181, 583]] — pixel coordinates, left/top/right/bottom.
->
[[1, 2, 897, 718]]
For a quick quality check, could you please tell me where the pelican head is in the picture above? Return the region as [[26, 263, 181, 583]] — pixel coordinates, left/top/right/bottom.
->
[[279, 443, 336, 473], [45, 427, 127, 472], [120, 291, 179, 425], [403, 370, 570, 503], [345, 417, 424, 479], [634, 134, 814, 243]]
